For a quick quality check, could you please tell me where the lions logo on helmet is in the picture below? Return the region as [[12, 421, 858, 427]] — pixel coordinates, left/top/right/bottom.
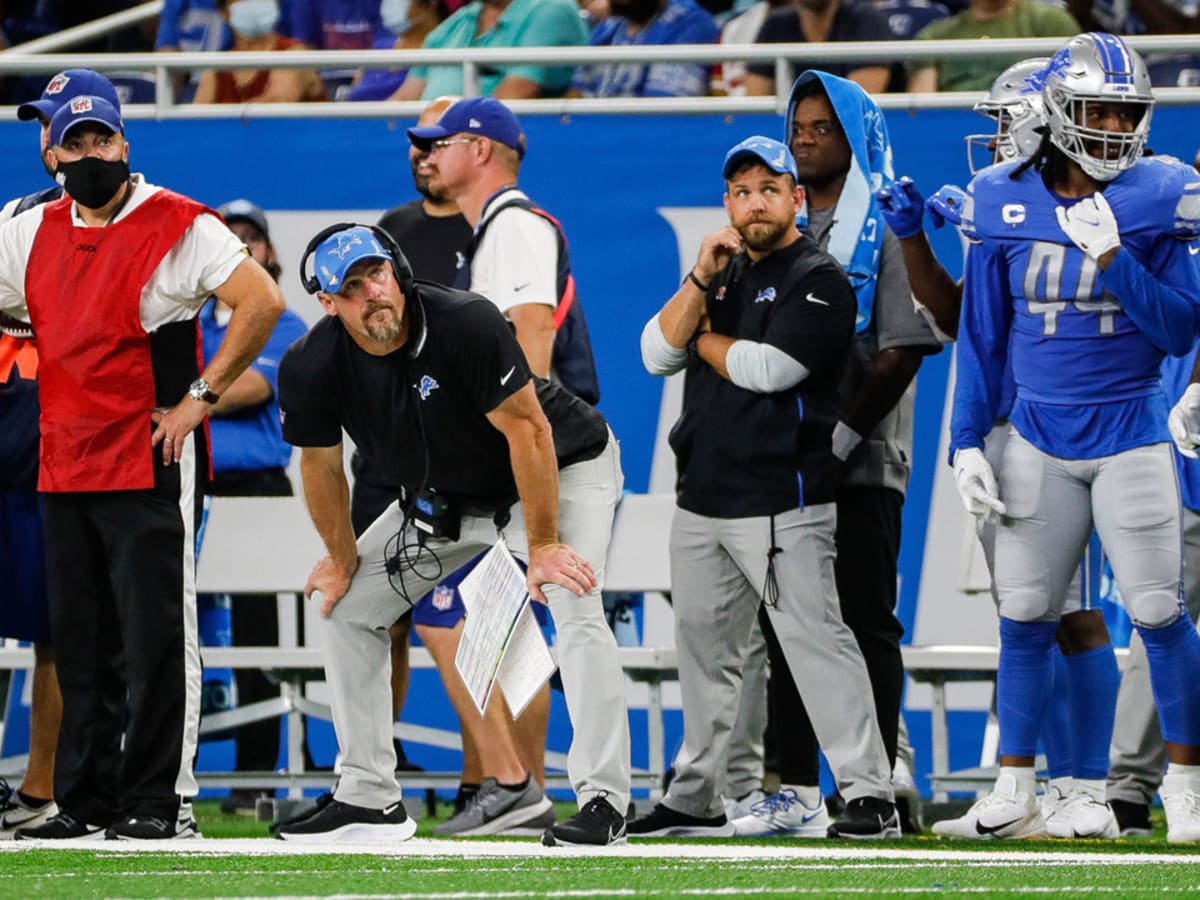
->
[[1042, 32, 1154, 182], [966, 57, 1050, 175]]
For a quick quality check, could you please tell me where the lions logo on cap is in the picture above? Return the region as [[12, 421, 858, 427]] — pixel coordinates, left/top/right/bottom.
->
[[46, 74, 70, 95], [69, 96, 93, 114], [329, 232, 363, 260]]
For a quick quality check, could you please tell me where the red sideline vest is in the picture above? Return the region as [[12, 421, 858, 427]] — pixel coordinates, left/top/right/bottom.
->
[[25, 189, 206, 493]]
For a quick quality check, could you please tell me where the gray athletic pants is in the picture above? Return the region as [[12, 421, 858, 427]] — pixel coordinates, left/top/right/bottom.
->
[[319, 437, 631, 813], [1108, 507, 1200, 805], [725, 617, 767, 800], [982, 424, 1086, 614], [994, 431, 1183, 629], [664, 503, 892, 818]]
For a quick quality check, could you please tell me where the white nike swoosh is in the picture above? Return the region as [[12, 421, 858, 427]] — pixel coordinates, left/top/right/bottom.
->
[[805, 293, 829, 306], [1190, 246, 1200, 256], [500, 366, 516, 385]]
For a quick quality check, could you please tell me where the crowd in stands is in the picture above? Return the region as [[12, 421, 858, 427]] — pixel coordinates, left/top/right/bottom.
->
[[2, 0, 1200, 107]]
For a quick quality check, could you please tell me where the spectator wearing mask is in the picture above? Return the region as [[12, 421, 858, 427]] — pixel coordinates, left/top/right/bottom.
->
[[193, 0, 327, 103], [346, 0, 455, 101]]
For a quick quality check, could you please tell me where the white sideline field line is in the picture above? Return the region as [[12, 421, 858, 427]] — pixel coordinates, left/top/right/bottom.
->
[[2, 838, 1200, 865]]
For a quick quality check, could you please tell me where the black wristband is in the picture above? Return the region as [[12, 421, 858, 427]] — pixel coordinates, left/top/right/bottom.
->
[[686, 270, 710, 293], [686, 333, 702, 364]]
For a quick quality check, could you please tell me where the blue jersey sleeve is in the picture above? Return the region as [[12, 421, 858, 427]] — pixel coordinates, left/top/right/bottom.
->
[[1100, 236, 1200, 357], [950, 240, 1011, 460]]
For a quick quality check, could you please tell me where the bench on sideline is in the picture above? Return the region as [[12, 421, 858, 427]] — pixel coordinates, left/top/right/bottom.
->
[[2, 639, 1054, 799], [5, 495, 1109, 800]]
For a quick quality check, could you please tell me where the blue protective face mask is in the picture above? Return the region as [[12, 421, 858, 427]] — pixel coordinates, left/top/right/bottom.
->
[[381, 0, 410, 35], [227, 0, 280, 39]]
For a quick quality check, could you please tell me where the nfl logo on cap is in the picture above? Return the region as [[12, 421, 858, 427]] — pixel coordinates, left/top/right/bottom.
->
[[46, 73, 69, 95], [70, 96, 93, 114]]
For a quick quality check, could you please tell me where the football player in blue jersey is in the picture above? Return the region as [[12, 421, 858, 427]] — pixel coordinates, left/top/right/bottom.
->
[[934, 32, 1200, 844], [879, 57, 1124, 840]]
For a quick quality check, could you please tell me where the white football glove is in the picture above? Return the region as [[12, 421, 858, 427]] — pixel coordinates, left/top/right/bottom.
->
[[1168, 383, 1200, 459], [1055, 192, 1121, 261], [953, 447, 1007, 523]]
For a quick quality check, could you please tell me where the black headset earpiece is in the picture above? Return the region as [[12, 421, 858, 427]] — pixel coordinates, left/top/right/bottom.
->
[[299, 221, 359, 295]]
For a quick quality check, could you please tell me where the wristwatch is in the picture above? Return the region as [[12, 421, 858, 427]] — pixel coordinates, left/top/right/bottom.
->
[[188, 377, 220, 404]]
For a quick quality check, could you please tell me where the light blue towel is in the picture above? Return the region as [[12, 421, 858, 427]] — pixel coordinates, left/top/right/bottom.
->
[[785, 70, 894, 333]]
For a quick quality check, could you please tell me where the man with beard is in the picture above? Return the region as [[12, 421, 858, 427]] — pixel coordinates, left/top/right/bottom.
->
[[568, 0, 718, 98], [378, 96, 473, 286], [274, 224, 630, 846], [731, 71, 940, 839], [629, 135, 899, 839], [0, 95, 284, 839]]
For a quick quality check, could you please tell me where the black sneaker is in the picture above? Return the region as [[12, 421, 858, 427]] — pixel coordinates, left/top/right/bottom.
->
[[1110, 798, 1153, 837], [543, 792, 627, 846], [15, 811, 106, 841], [827, 796, 901, 839], [269, 792, 333, 835], [896, 795, 924, 835], [274, 797, 417, 843], [106, 805, 201, 840], [626, 802, 734, 838]]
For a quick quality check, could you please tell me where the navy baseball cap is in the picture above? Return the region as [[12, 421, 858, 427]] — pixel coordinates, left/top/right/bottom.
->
[[49, 95, 124, 147], [18, 69, 121, 122], [407, 97, 526, 159], [722, 136, 798, 181], [313, 225, 392, 292], [219, 198, 271, 241]]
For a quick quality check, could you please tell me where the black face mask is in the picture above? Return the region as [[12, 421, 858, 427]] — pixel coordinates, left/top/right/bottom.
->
[[54, 156, 130, 209]]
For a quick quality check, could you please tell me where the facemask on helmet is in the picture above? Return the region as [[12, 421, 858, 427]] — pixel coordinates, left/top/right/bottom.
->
[[966, 57, 1049, 175], [1042, 32, 1154, 182]]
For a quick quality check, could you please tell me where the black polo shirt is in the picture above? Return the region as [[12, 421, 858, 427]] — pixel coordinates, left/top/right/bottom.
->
[[670, 235, 855, 517], [278, 281, 608, 510]]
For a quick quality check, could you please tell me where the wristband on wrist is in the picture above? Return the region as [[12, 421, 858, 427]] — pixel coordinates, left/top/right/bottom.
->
[[686, 270, 710, 293]]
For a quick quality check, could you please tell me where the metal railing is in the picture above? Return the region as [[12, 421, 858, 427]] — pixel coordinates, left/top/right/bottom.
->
[[4, 14, 1200, 117]]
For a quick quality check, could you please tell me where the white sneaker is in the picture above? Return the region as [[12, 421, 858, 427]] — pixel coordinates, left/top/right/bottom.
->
[[723, 789, 766, 822], [731, 788, 830, 837], [1038, 780, 1071, 820], [1161, 773, 1200, 844], [931, 774, 1045, 840], [0, 782, 58, 840], [1044, 792, 1119, 839]]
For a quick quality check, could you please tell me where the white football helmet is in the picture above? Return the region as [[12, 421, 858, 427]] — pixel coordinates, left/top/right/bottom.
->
[[1042, 32, 1154, 182], [966, 57, 1050, 174]]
